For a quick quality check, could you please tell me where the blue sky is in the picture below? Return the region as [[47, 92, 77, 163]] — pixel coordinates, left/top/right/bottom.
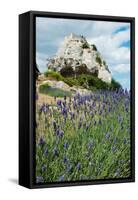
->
[[36, 17, 130, 89]]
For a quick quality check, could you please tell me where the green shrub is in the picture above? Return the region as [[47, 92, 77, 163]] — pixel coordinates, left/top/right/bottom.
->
[[103, 60, 106, 66], [82, 42, 89, 49], [96, 55, 102, 65], [44, 70, 63, 81], [63, 78, 78, 87], [91, 44, 97, 51], [110, 79, 122, 90], [39, 83, 50, 93]]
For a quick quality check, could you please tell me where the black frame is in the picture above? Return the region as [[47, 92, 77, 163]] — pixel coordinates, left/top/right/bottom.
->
[[19, 10, 135, 189]]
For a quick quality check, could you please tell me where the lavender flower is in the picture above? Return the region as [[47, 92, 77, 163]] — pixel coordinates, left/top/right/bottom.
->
[[123, 137, 127, 145], [114, 169, 120, 177], [39, 137, 45, 146], [57, 100, 62, 107], [98, 119, 102, 125], [52, 120, 57, 130], [63, 156, 68, 164], [78, 121, 82, 129], [36, 176, 44, 183], [59, 130, 64, 138], [105, 133, 110, 140], [44, 148, 48, 156], [63, 142, 69, 150], [53, 147, 58, 157], [112, 146, 117, 152], [88, 141, 94, 150], [58, 174, 65, 181], [67, 165, 72, 173], [76, 163, 81, 170], [40, 104, 46, 113], [42, 164, 46, 173]]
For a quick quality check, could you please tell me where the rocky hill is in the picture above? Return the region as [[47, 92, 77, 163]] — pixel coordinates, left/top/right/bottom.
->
[[47, 33, 112, 83]]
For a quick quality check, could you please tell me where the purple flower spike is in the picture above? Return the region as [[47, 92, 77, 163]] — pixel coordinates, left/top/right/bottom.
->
[[36, 176, 44, 183], [53, 147, 58, 157], [63, 142, 69, 150], [40, 103, 46, 113], [39, 137, 45, 146], [105, 133, 110, 140], [42, 164, 46, 173], [58, 174, 65, 182], [57, 100, 62, 107], [63, 156, 68, 164], [78, 121, 82, 129], [59, 130, 64, 138], [123, 137, 127, 145], [67, 165, 72, 173], [76, 163, 81, 170], [44, 148, 48, 156]]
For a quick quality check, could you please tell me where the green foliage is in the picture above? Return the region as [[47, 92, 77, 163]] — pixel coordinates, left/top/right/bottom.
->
[[82, 42, 90, 49], [44, 70, 63, 81], [63, 78, 78, 87], [39, 83, 71, 97], [39, 83, 50, 92], [91, 44, 97, 51], [110, 79, 122, 90], [103, 60, 106, 66], [96, 55, 102, 65]]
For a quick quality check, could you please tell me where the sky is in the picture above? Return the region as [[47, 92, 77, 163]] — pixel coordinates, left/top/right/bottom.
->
[[36, 17, 131, 89]]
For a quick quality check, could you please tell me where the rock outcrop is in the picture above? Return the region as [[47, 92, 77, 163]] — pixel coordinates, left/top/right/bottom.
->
[[47, 33, 112, 83]]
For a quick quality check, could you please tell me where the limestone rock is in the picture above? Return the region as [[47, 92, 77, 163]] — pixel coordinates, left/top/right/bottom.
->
[[47, 33, 112, 83]]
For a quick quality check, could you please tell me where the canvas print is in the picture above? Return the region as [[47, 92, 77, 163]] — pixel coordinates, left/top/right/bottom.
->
[[35, 17, 131, 184]]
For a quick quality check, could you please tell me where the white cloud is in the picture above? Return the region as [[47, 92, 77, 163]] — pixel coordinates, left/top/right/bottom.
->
[[36, 52, 48, 72], [111, 64, 130, 73], [89, 21, 129, 37], [87, 28, 130, 78]]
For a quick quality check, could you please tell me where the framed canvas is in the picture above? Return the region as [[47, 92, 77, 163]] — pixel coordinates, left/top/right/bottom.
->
[[19, 11, 135, 189]]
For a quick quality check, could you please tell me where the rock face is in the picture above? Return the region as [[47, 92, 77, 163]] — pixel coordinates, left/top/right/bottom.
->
[[47, 33, 112, 83]]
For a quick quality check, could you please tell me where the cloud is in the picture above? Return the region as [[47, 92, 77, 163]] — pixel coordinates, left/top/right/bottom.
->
[[36, 52, 48, 72], [111, 64, 130, 73]]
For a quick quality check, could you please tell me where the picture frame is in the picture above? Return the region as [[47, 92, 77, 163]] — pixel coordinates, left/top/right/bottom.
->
[[19, 11, 135, 189]]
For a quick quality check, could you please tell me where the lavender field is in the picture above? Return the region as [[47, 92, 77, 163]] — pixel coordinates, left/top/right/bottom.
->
[[35, 89, 131, 183]]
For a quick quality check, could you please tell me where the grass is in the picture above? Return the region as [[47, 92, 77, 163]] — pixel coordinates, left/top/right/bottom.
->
[[35, 89, 131, 183]]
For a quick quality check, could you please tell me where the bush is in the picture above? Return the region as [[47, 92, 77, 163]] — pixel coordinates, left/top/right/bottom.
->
[[110, 79, 122, 90], [82, 42, 89, 49], [44, 70, 63, 81], [63, 78, 78, 87], [96, 55, 102, 65], [103, 60, 106, 66], [91, 44, 97, 51]]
